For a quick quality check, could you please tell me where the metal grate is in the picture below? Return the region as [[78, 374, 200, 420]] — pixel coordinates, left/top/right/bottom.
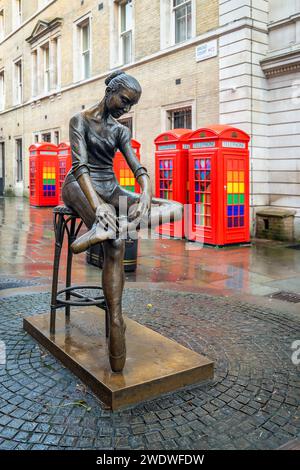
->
[[269, 291, 300, 303]]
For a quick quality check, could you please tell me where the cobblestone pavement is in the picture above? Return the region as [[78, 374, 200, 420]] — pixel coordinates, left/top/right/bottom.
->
[[0, 288, 299, 450]]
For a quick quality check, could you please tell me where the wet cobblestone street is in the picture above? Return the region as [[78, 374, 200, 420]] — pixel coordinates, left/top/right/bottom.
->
[[0, 288, 299, 450], [0, 198, 300, 450]]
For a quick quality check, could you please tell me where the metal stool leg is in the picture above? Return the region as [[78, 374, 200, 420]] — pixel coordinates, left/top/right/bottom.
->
[[105, 308, 109, 338], [50, 213, 65, 335], [65, 217, 76, 319]]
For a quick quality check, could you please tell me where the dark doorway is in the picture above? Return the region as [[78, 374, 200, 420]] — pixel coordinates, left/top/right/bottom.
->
[[16, 138, 23, 182], [0, 142, 4, 196]]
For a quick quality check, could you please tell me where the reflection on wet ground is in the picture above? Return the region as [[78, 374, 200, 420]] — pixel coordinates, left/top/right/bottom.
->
[[1, 197, 300, 306]]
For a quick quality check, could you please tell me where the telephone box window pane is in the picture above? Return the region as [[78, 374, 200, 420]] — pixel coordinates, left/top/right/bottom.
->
[[159, 159, 173, 200], [194, 156, 211, 228]]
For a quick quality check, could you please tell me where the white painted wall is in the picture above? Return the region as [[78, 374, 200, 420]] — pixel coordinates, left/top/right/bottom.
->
[[219, 0, 270, 234], [219, 0, 300, 238]]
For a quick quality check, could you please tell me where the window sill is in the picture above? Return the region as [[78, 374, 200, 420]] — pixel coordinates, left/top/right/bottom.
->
[[31, 89, 62, 104]]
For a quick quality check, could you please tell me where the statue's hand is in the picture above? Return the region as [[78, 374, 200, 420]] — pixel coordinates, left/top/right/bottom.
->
[[95, 204, 118, 234], [129, 192, 151, 222]]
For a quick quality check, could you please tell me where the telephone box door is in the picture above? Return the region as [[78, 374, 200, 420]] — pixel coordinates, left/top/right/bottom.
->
[[188, 151, 216, 244], [223, 153, 250, 245]]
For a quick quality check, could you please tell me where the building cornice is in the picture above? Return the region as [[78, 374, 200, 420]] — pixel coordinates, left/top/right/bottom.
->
[[268, 12, 300, 31], [260, 47, 300, 78]]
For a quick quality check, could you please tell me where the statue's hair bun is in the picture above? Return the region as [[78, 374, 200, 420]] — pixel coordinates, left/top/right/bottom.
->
[[105, 70, 125, 86]]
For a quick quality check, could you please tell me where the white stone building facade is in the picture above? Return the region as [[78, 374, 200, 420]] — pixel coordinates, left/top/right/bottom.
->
[[219, 0, 300, 236]]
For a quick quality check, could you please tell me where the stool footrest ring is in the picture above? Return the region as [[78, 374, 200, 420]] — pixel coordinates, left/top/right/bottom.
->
[[55, 285, 107, 308]]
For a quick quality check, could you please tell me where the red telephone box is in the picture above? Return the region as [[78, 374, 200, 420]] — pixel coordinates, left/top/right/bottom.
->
[[113, 139, 141, 193], [58, 142, 72, 204], [29, 143, 59, 207], [155, 129, 191, 237], [188, 125, 250, 246]]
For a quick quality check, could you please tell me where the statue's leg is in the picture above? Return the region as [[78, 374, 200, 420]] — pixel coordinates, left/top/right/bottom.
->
[[102, 238, 126, 373], [63, 178, 126, 372], [148, 196, 183, 229], [109, 186, 184, 235], [62, 178, 96, 229]]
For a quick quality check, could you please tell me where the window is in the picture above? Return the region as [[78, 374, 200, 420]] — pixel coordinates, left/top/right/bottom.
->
[[31, 38, 60, 97], [14, 59, 22, 105], [161, 0, 194, 49], [0, 71, 4, 111], [0, 10, 4, 41], [54, 130, 60, 145], [167, 106, 192, 129], [42, 43, 50, 93], [33, 129, 60, 143], [52, 37, 61, 90], [31, 50, 38, 97], [74, 17, 91, 81], [41, 132, 51, 142], [173, 0, 192, 44], [120, 0, 133, 64], [13, 1, 22, 29], [16, 138, 23, 182], [81, 22, 91, 79], [118, 116, 133, 135]]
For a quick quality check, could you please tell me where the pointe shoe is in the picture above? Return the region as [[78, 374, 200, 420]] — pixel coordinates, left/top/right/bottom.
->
[[71, 223, 114, 254], [108, 320, 126, 373]]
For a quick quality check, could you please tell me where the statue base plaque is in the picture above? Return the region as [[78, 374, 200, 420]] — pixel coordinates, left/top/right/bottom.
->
[[23, 308, 214, 410]]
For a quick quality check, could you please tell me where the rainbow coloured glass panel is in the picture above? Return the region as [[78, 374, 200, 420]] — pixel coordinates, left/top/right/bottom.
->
[[120, 167, 135, 192], [159, 159, 173, 200], [226, 160, 245, 229], [194, 158, 211, 227], [43, 165, 56, 197]]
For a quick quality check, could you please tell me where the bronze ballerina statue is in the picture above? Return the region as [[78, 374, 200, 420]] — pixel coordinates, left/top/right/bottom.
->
[[62, 71, 183, 373]]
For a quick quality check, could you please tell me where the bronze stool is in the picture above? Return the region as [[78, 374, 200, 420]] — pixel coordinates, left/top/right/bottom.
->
[[50, 205, 108, 336]]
